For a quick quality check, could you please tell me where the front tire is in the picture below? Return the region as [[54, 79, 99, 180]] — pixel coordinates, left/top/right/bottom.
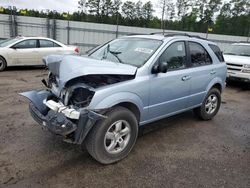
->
[[0, 56, 7, 71], [194, 88, 221, 120], [84, 106, 138, 164]]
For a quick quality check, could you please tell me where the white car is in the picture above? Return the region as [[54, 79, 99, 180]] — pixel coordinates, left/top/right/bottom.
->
[[224, 43, 250, 83], [0, 36, 80, 71]]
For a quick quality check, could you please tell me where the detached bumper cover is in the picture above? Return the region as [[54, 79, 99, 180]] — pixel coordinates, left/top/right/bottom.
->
[[20, 90, 107, 144]]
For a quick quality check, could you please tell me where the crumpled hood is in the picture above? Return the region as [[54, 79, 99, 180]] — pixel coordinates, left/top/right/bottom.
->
[[43, 55, 137, 88], [224, 55, 250, 65]]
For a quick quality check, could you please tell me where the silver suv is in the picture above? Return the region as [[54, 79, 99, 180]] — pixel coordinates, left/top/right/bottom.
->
[[21, 34, 227, 164]]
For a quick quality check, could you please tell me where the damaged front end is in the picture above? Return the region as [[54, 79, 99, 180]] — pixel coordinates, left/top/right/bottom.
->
[[21, 90, 107, 144], [20, 55, 136, 144]]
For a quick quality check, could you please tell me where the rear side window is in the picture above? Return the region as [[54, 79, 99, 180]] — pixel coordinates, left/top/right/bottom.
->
[[39, 40, 61, 48], [189, 42, 212, 67], [209, 44, 224, 62]]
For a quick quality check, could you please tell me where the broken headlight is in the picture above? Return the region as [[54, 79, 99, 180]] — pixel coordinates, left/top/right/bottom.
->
[[65, 87, 95, 108]]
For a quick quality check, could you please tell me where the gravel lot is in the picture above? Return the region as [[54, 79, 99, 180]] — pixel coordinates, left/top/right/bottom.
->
[[0, 67, 249, 188]]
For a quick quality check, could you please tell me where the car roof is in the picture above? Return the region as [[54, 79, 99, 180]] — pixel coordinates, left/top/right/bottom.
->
[[15, 36, 57, 40], [10, 36, 66, 46], [123, 34, 216, 45]]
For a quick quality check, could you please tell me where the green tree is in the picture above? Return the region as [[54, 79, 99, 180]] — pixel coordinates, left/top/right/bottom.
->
[[86, 0, 101, 19], [142, 1, 154, 24], [121, 1, 136, 20], [78, 0, 87, 13]]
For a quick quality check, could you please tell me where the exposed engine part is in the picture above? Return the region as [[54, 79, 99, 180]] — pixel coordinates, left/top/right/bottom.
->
[[44, 99, 80, 119], [68, 87, 95, 108], [47, 74, 135, 108], [65, 74, 135, 88], [47, 72, 57, 88]]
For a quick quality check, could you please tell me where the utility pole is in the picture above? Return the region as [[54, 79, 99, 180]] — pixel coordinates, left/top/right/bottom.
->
[[247, 27, 250, 42], [67, 11, 70, 45], [115, 12, 119, 38], [161, 0, 166, 35]]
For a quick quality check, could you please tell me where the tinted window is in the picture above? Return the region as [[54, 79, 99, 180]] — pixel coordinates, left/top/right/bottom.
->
[[13, 40, 37, 49], [189, 42, 212, 66], [39, 40, 60, 48], [209, 44, 224, 62], [160, 41, 186, 70]]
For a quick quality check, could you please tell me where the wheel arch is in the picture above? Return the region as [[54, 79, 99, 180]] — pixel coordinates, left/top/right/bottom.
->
[[115, 102, 140, 123], [90, 92, 144, 123], [211, 83, 222, 93], [206, 77, 224, 94], [0, 55, 7, 71], [0, 55, 7, 64]]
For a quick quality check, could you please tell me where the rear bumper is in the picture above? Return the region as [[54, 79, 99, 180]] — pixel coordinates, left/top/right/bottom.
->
[[21, 90, 107, 144]]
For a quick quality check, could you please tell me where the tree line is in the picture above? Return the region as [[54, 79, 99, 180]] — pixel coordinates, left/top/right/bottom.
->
[[1, 0, 249, 36]]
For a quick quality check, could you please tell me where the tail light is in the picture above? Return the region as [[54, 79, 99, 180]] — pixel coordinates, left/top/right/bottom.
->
[[74, 47, 80, 54]]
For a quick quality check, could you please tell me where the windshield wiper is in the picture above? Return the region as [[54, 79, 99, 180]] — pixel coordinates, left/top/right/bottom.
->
[[102, 44, 124, 64], [109, 50, 124, 64]]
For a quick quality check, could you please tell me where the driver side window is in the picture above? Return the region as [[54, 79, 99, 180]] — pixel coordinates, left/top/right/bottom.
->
[[160, 41, 186, 71]]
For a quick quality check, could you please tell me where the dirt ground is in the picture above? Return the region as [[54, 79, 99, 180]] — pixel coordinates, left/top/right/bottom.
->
[[0, 67, 249, 188]]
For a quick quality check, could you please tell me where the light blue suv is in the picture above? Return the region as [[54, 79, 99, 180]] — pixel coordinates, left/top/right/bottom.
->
[[21, 34, 227, 164]]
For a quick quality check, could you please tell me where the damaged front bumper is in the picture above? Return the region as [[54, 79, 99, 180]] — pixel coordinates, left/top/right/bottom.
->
[[20, 90, 107, 144]]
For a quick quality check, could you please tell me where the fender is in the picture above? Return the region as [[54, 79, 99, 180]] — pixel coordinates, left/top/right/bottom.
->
[[202, 77, 224, 103], [91, 92, 145, 116], [206, 77, 224, 92]]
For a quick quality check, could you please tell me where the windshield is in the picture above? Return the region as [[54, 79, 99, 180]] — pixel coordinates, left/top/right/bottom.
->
[[89, 38, 162, 67], [224, 44, 250, 57], [0, 38, 20, 47]]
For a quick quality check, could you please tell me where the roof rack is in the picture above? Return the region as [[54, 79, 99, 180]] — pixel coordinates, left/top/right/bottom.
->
[[150, 32, 208, 40]]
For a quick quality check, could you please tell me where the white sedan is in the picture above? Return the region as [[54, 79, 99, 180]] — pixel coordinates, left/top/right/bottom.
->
[[0, 36, 80, 71]]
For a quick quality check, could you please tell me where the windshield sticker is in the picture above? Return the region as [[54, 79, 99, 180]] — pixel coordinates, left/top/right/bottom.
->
[[177, 44, 183, 51], [135, 47, 154, 54]]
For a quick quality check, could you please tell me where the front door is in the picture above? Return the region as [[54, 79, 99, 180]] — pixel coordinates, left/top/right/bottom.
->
[[147, 41, 191, 121], [10, 39, 39, 65]]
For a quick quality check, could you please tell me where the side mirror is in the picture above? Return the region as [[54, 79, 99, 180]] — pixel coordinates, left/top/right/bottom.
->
[[10, 46, 17, 50], [152, 62, 168, 74]]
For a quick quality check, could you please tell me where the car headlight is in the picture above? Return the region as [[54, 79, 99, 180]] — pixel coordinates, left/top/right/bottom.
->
[[243, 64, 250, 69], [64, 87, 95, 108]]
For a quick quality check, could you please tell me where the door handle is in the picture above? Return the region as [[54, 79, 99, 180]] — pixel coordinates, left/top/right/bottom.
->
[[210, 70, 216, 75], [182, 75, 191, 81]]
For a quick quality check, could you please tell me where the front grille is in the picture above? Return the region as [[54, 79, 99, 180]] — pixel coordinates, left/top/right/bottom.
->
[[228, 67, 241, 71], [226, 63, 243, 72], [226, 63, 242, 67]]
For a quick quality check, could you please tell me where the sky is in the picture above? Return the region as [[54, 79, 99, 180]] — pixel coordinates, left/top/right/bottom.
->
[[0, 0, 161, 15]]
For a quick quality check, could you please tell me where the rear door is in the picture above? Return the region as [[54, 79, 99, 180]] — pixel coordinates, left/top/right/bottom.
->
[[148, 41, 191, 121], [10, 39, 39, 65], [186, 41, 216, 107], [37, 39, 64, 64]]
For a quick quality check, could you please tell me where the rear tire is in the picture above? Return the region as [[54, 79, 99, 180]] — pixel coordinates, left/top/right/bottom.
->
[[0, 56, 7, 71], [84, 106, 138, 164], [193, 88, 221, 120]]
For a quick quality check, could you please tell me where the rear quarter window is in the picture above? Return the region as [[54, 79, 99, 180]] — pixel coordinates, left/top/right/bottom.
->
[[209, 44, 224, 62]]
